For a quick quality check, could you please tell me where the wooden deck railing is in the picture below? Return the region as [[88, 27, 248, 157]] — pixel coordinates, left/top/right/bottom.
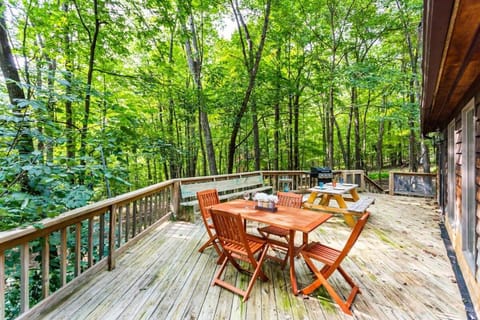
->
[[389, 171, 437, 197], [261, 169, 372, 193], [0, 181, 174, 320], [0, 169, 381, 320]]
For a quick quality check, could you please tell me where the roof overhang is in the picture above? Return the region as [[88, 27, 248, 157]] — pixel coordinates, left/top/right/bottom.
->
[[421, 0, 480, 135]]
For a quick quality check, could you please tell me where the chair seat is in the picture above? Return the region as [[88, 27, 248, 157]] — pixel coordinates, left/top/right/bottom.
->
[[303, 242, 340, 265], [258, 225, 289, 238], [224, 235, 266, 255]]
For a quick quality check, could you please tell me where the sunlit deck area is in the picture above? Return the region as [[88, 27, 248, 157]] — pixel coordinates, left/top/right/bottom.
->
[[24, 193, 467, 320]]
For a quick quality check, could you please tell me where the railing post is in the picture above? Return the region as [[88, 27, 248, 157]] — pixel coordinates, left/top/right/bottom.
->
[[360, 170, 365, 190], [60, 228, 67, 287], [0, 251, 4, 320], [108, 204, 117, 271], [42, 236, 50, 299], [75, 223, 81, 276], [20, 243, 29, 313], [172, 180, 181, 220], [389, 171, 394, 195]]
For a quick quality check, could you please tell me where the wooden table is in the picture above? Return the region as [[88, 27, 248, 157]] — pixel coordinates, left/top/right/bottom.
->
[[210, 199, 332, 295], [303, 183, 360, 227]]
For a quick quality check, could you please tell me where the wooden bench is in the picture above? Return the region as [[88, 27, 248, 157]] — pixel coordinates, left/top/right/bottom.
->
[[346, 197, 375, 214], [179, 174, 273, 221], [303, 197, 375, 227]]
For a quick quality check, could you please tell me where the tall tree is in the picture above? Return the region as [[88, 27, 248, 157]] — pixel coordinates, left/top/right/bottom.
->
[[395, 0, 421, 172], [62, 2, 76, 166], [227, 0, 272, 173], [0, 0, 34, 190], [345, 0, 389, 169], [181, 3, 218, 176], [73, 0, 103, 184]]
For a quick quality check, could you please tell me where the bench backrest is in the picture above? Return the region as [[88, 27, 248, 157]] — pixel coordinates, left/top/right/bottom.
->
[[180, 174, 266, 201]]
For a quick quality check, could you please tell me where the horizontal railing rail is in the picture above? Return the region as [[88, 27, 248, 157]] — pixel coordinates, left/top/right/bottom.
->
[[261, 170, 372, 193], [260, 170, 311, 192], [364, 175, 388, 193], [1, 169, 382, 320]]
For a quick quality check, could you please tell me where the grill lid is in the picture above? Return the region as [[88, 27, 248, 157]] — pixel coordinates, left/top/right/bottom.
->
[[310, 167, 332, 174]]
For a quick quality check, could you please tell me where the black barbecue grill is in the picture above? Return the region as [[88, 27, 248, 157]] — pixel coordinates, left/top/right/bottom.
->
[[310, 167, 333, 186]]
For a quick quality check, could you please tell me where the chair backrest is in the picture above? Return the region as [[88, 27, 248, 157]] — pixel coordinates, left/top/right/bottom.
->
[[328, 211, 370, 276], [209, 208, 250, 253], [197, 189, 220, 221], [277, 191, 303, 208]]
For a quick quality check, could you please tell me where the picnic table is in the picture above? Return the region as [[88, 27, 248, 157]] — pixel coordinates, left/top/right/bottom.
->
[[303, 183, 374, 227]]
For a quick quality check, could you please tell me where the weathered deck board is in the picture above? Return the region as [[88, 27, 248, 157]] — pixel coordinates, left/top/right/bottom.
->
[[31, 194, 467, 320]]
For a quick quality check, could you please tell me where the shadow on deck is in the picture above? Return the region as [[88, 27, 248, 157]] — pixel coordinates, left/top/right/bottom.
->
[[25, 193, 467, 320]]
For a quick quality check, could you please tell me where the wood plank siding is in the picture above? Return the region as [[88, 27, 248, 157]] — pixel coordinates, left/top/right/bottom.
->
[[22, 193, 467, 320], [440, 93, 480, 317], [422, 0, 480, 315]]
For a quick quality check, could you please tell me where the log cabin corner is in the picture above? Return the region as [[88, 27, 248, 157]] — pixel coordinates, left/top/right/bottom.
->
[[421, 0, 480, 316]]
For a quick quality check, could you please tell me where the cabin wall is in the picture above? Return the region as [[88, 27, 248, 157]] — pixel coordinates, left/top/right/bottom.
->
[[442, 93, 480, 316]]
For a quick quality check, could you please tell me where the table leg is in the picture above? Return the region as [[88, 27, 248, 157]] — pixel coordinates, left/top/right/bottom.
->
[[305, 191, 318, 204], [343, 214, 356, 227], [289, 229, 299, 295], [332, 194, 356, 227], [320, 194, 330, 206], [350, 188, 360, 201], [332, 194, 347, 208]]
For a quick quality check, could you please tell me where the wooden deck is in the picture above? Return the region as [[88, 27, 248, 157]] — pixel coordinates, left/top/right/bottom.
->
[[26, 193, 467, 320]]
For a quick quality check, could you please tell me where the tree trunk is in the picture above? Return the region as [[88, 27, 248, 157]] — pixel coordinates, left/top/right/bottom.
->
[[334, 118, 346, 168], [252, 98, 260, 171], [291, 53, 306, 171], [227, 0, 271, 173], [63, 2, 75, 165], [0, 5, 27, 105], [0, 0, 34, 190], [421, 138, 431, 173], [183, 13, 218, 176], [395, 0, 420, 172], [345, 86, 353, 169], [353, 87, 361, 169], [273, 48, 281, 170], [46, 58, 56, 163], [166, 22, 179, 179], [74, 0, 102, 184], [377, 96, 386, 171], [293, 95, 299, 170], [327, 86, 335, 168]]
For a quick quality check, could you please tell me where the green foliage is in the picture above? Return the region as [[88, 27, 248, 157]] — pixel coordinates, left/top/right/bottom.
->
[[368, 171, 390, 181], [0, 0, 424, 231]]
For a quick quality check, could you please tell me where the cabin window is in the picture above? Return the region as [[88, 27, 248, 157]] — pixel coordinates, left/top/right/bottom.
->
[[461, 99, 477, 272], [447, 120, 456, 228]]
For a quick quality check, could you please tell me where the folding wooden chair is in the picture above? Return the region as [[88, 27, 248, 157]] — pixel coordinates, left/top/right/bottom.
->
[[300, 211, 370, 315], [196, 189, 222, 257], [209, 208, 269, 302], [257, 191, 303, 268]]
